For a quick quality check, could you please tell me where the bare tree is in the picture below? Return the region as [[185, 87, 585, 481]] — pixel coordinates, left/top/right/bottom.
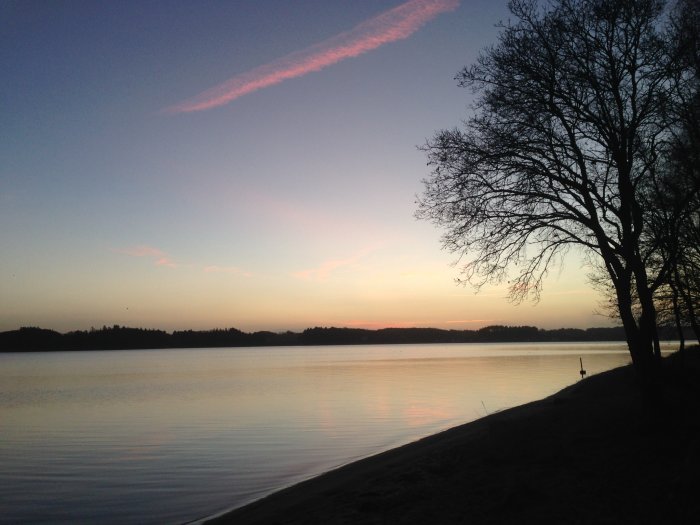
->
[[640, 0, 700, 348], [417, 0, 691, 384]]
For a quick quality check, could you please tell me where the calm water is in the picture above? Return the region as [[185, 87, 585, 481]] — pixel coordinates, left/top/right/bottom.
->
[[0, 342, 674, 524]]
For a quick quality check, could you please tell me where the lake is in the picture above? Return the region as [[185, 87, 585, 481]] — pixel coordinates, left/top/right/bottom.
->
[[0, 342, 673, 524]]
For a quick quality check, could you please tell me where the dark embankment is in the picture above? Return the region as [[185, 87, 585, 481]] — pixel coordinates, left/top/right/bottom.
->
[[204, 348, 700, 524]]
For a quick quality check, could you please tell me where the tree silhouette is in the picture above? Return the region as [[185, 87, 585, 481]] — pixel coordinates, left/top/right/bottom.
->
[[661, 0, 700, 343], [417, 0, 697, 384]]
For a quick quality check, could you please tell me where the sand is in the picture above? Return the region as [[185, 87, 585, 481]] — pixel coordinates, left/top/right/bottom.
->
[[202, 348, 700, 524]]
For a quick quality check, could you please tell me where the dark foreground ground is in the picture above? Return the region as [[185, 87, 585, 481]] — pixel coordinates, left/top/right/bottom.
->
[[204, 348, 700, 525]]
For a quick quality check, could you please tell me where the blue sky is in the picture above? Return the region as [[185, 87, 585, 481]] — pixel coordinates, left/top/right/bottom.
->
[[1, 0, 606, 332]]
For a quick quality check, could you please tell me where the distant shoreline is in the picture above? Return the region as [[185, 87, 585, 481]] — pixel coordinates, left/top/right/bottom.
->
[[0, 324, 670, 352], [0, 324, 690, 353]]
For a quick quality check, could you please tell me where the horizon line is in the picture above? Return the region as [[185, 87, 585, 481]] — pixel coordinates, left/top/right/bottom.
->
[[4, 323, 625, 335]]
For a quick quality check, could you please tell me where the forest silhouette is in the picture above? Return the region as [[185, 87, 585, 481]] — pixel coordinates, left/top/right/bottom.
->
[[0, 324, 690, 352]]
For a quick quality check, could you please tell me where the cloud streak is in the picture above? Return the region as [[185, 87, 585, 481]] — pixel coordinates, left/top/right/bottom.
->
[[114, 246, 253, 275], [293, 254, 364, 282], [165, 0, 459, 113], [114, 245, 177, 268], [204, 265, 252, 277], [293, 245, 378, 282]]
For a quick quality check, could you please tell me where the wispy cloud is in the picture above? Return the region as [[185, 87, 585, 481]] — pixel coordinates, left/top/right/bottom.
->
[[116, 246, 164, 258], [294, 255, 363, 282], [114, 245, 177, 268], [114, 246, 254, 275], [203, 265, 252, 278], [165, 0, 459, 113], [293, 246, 377, 282]]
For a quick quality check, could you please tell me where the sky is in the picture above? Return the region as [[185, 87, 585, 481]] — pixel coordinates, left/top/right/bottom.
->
[[1, 0, 610, 333]]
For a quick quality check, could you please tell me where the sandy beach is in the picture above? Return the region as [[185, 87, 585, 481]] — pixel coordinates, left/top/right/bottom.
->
[[202, 348, 700, 524]]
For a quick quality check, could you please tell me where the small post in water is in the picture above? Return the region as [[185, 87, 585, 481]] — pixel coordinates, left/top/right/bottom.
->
[[579, 357, 586, 380]]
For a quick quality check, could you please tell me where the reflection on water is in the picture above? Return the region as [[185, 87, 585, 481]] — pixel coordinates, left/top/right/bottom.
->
[[0, 342, 675, 524]]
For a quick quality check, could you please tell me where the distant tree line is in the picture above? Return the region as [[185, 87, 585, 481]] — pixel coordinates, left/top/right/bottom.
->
[[0, 324, 689, 352]]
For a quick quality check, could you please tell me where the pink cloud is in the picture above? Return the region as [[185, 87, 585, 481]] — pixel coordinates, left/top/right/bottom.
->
[[293, 246, 378, 282], [343, 320, 425, 329], [293, 255, 362, 282], [444, 319, 495, 324], [165, 0, 459, 113], [154, 257, 177, 268], [240, 191, 395, 246], [341, 319, 495, 329], [116, 245, 165, 258], [114, 245, 177, 268]]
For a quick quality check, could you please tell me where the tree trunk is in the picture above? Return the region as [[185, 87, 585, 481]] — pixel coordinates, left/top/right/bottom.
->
[[615, 276, 659, 391], [677, 264, 700, 344], [670, 278, 686, 356], [633, 262, 662, 363]]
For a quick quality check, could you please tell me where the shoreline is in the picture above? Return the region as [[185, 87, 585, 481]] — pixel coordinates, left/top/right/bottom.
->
[[4, 325, 678, 353], [198, 349, 700, 524]]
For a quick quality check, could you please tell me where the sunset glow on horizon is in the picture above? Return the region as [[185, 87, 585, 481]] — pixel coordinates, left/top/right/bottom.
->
[[1, 0, 609, 334]]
